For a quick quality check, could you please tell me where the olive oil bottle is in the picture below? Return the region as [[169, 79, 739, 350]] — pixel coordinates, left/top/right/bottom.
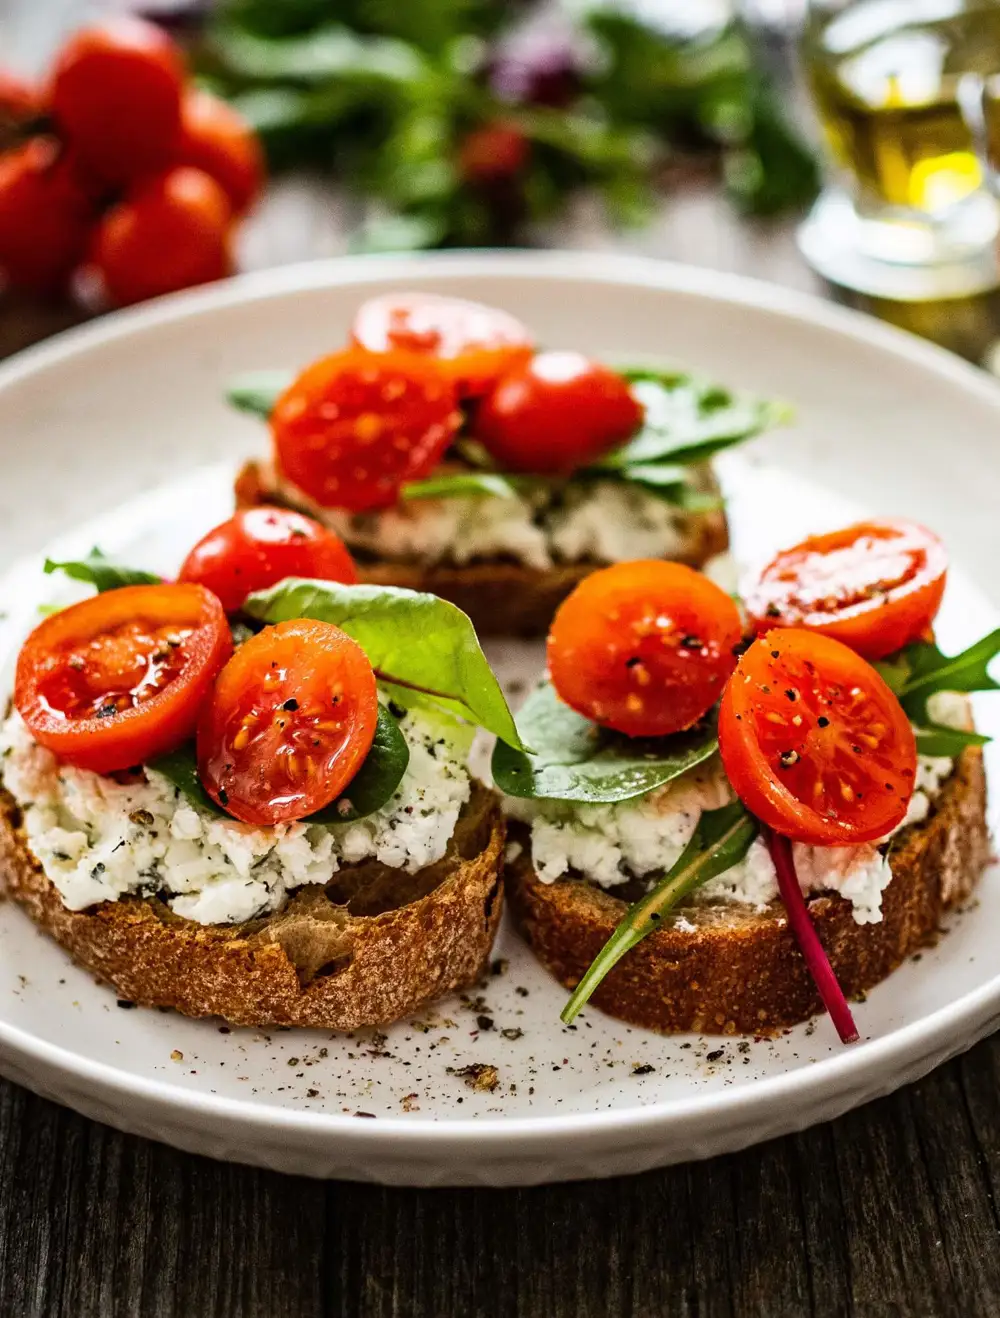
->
[[802, 0, 1000, 216]]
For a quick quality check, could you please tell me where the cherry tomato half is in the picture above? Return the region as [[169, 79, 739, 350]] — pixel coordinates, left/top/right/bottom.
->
[[271, 348, 461, 512], [197, 619, 378, 826], [50, 18, 185, 187], [0, 137, 95, 297], [176, 89, 264, 216], [476, 351, 643, 474], [88, 165, 232, 307], [15, 584, 232, 775], [745, 519, 947, 661], [547, 560, 743, 738], [718, 629, 916, 846], [350, 292, 534, 397], [178, 507, 358, 614]]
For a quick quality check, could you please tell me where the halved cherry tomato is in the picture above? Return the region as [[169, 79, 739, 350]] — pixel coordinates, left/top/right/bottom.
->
[[271, 348, 461, 512], [547, 560, 742, 738], [15, 584, 232, 775], [197, 619, 378, 826], [476, 351, 643, 474], [350, 292, 534, 397], [178, 507, 358, 614], [50, 19, 185, 187], [718, 629, 916, 846], [745, 520, 947, 661], [176, 89, 264, 216]]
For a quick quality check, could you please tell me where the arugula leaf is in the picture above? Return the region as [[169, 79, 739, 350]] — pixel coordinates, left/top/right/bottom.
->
[[147, 704, 409, 824], [914, 725, 991, 758], [243, 578, 523, 748], [226, 370, 294, 420], [401, 471, 520, 501], [560, 801, 758, 1023], [589, 371, 782, 471], [44, 548, 162, 593], [492, 682, 717, 804], [876, 631, 1000, 724]]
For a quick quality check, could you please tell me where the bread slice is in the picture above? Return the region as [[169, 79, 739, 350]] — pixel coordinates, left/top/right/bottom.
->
[[0, 782, 506, 1030], [505, 748, 989, 1036], [235, 459, 730, 637]]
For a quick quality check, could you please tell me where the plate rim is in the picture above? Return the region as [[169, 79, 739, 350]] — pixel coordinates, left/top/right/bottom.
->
[[1, 247, 999, 1152]]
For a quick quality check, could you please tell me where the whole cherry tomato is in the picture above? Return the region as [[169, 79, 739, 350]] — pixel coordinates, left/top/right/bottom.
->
[[476, 351, 643, 474], [88, 165, 232, 307], [350, 292, 534, 397], [176, 89, 264, 216], [178, 507, 357, 614], [718, 629, 917, 846], [459, 122, 530, 185], [271, 348, 461, 512], [15, 584, 232, 775], [49, 18, 185, 187], [547, 560, 743, 738], [744, 520, 947, 661], [0, 137, 95, 296], [197, 619, 379, 826]]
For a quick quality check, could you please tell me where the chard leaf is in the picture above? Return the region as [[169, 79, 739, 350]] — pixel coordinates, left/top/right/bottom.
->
[[561, 801, 758, 1023], [226, 370, 294, 419], [876, 631, 1000, 724], [44, 548, 162, 593], [492, 682, 717, 803], [244, 578, 523, 748], [401, 471, 520, 501], [589, 371, 782, 471], [147, 704, 409, 825]]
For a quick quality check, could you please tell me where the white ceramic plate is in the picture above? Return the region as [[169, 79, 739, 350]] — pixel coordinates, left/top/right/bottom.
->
[[0, 252, 998, 1188]]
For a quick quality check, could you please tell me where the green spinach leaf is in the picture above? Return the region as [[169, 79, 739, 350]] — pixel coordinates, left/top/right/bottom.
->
[[244, 578, 523, 748], [492, 682, 717, 803], [44, 548, 162, 593], [877, 631, 1000, 724], [401, 471, 520, 501]]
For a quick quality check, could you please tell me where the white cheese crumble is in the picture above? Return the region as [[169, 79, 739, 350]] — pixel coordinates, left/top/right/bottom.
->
[[506, 692, 972, 927], [267, 462, 714, 570], [0, 698, 473, 926]]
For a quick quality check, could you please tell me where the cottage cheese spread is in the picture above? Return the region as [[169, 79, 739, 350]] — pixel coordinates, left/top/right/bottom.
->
[[268, 462, 715, 570], [0, 697, 473, 926], [506, 691, 970, 926]]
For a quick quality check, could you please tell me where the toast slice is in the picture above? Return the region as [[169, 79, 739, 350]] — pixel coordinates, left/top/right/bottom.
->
[[0, 782, 505, 1030], [235, 459, 730, 637], [505, 749, 989, 1036]]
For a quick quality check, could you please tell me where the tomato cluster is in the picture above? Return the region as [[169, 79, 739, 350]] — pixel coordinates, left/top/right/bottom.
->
[[0, 18, 263, 306], [270, 292, 646, 512], [546, 520, 948, 847], [15, 507, 372, 827]]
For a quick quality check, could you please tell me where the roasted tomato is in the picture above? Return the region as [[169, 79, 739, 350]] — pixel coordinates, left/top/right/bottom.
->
[[745, 520, 947, 661], [547, 560, 742, 738], [15, 584, 232, 775], [271, 348, 461, 512], [475, 351, 643, 474], [197, 619, 378, 825], [718, 629, 916, 845], [178, 507, 357, 614], [350, 292, 533, 397]]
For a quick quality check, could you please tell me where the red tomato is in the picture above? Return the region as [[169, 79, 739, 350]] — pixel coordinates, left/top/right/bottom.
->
[[547, 560, 742, 738], [15, 584, 232, 775], [178, 507, 358, 614], [197, 619, 378, 825], [49, 18, 185, 186], [745, 520, 947, 661], [0, 137, 95, 296], [88, 166, 232, 307], [459, 122, 530, 185], [350, 292, 534, 397], [476, 351, 643, 474], [271, 348, 461, 512], [718, 629, 916, 845], [176, 89, 264, 216]]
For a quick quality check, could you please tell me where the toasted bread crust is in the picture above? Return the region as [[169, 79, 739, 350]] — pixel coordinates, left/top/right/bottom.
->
[[505, 749, 989, 1035], [235, 460, 730, 637], [0, 784, 505, 1030]]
